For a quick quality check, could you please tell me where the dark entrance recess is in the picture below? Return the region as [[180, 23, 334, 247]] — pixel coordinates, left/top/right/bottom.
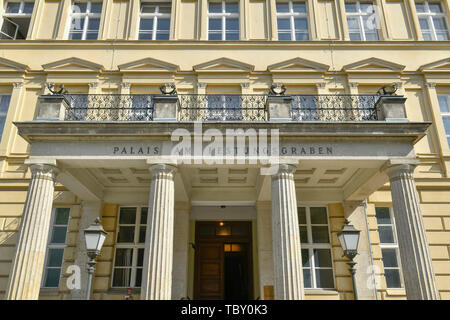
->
[[194, 221, 253, 300]]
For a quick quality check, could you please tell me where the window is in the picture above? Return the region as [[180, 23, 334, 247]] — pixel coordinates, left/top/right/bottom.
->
[[138, 2, 171, 40], [416, 1, 449, 40], [376, 207, 403, 288], [0, 1, 34, 40], [345, 1, 380, 40], [68, 1, 102, 40], [276, 1, 309, 40], [208, 1, 239, 40], [0, 94, 12, 139], [298, 206, 334, 289], [112, 207, 148, 288], [42, 207, 70, 288], [437, 94, 450, 148]]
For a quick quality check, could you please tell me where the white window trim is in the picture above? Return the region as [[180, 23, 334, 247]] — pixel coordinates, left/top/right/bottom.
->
[[345, 1, 380, 41], [276, 1, 310, 41], [41, 207, 71, 289], [299, 205, 335, 290], [416, 1, 450, 40], [0, 93, 12, 138], [138, 2, 171, 40], [67, 1, 102, 40], [207, 1, 240, 40], [437, 93, 450, 148], [111, 206, 147, 288], [377, 207, 404, 289]]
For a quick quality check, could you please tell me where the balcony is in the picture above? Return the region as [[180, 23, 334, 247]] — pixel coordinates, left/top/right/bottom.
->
[[53, 93, 382, 122]]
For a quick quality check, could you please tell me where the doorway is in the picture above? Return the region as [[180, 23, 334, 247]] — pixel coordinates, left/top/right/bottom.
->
[[194, 221, 253, 300]]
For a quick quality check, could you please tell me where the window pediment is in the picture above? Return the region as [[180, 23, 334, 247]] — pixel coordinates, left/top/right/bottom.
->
[[193, 58, 254, 73], [0, 57, 29, 73], [343, 57, 405, 73], [419, 58, 450, 73], [268, 57, 329, 73], [42, 57, 104, 73], [118, 58, 179, 73]]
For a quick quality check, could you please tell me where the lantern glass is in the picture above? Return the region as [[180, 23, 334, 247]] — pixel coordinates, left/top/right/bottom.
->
[[343, 232, 360, 252]]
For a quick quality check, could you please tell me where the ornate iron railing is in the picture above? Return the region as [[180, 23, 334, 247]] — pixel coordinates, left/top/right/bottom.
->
[[63, 93, 380, 122], [291, 95, 380, 121]]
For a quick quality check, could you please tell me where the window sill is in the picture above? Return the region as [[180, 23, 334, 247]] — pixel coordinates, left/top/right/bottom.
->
[[107, 288, 141, 294], [385, 288, 406, 296], [39, 288, 60, 295], [304, 289, 339, 296]]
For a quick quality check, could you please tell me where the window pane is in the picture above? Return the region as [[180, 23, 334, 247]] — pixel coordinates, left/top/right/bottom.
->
[[415, 2, 426, 13], [23, 3, 35, 14], [293, 3, 307, 13], [419, 18, 429, 30], [141, 4, 157, 13], [158, 5, 171, 14], [226, 32, 239, 40], [276, 3, 290, 13], [55, 208, 70, 224], [6, 3, 21, 13], [119, 208, 137, 224], [209, 32, 222, 40], [114, 248, 133, 266], [90, 3, 102, 13], [87, 18, 100, 31], [298, 207, 306, 224], [385, 269, 402, 288], [315, 269, 334, 288], [442, 117, 450, 134], [277, 18, 291, 30], [139, 32, 153, 40], [139, 226, 146, 243], [225, 2, 239, 13], [156, 32, 169, 40], [347, 17, 360, 30], [349, 33, 362, 40], [158, 18, 170, 30], [118, 226, 135, 242], [135, 268, 143, 287], [0, 95, 11, 136], [209, 18, 222, 31], [300, 226, 308, 243], [433, 17, 447, 30], [140, 18, 154, 31], [44, 268, 61, 287], [137, 248, 145, 266], [382, 248, 399, 267], [71, 17, 85, 31], [226, 18, 239, 31], [140, 207, 148, 224], [314, 249, 332, 267], [73, 2, 87, 13], [311, 226, 329, 243], [303, 268, 312, 288], [428, 3, 443, 13], [69, 32, 83, 40], [378, 226, 395, 243], [436, 32, 449, 40], [51, 226, 67, 244], [302, 249, 310, 267], [294, 18, 308, 30], [360, 3, 374, 13], [422, 31, 433, 40], [345, 3, 358, 13], [209, 3, 222, 13], [113, 268, 132, 287], [295, 32, 309, 40], [47, 248, 64, 267], [310, 207, 327, 224], [375, 207, 391, 225]]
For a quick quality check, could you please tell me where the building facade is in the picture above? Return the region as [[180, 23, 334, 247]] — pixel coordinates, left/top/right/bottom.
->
[[0, 0, 449, 300]]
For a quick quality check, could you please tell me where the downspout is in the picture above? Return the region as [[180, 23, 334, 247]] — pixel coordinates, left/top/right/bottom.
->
[[364, 199, 379, 300]]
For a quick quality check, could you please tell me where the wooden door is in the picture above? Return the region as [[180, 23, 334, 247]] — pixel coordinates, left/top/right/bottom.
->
[[195, 243, 224, 299]]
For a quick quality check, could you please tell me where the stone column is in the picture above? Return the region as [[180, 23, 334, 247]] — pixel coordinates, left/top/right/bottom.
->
[[271, 164, 304, 300], [141, 164, 177, 300], [385, 163, 440, 300], [6, 163, 59, 300]]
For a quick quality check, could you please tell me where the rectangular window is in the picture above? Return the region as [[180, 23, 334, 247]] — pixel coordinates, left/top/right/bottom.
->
[[68, 1, 102, 40], [298, 206, 334, 289], [0, 1, 34, 39], [345, 1, 380, 40], [437, 94, 450, 148], [416, 1, 449, 40], [276, 1, 309, 40], [376, 207, 404, 289], [42, 207, 70, 288], [138, 2, 171, 40], [207, 1, 239, 40], [112, 207, 148, 288], [0, 94, 12, 139]]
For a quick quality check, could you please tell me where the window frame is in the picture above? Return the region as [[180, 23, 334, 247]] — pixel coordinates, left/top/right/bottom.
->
[[0, 93, 12, 141], [41, 207, 71, 289], [138, 2, 171, 40], [345, 1, 380, 41], [111, 206, 148, 289], [207, 1, 240, 40], [376, 206, 404, 289], [275, 1, 310, 41], [298, 205, 335, 290], [437, 93, 450, 149], [415, 0, 450, 40], [1, 1, 34, 40], [67, 1, 102, 40]]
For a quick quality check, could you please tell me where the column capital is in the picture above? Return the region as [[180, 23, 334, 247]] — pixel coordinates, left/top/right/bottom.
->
[[382, 159, 420, 180], [271, 163, 296, 179], [149, 163, 177, 178], [29, 163, 59, 180]]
